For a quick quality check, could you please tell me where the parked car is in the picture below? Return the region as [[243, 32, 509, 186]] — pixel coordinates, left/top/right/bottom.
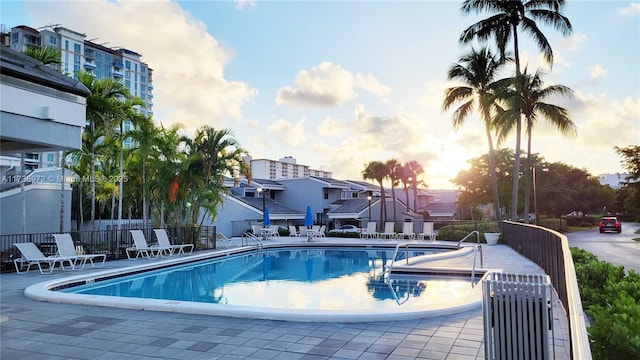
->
[[599, 216, 621, 233], [335, 225, 363, 233]]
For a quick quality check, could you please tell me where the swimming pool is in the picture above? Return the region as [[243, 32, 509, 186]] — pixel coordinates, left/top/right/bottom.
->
[[25, 244, 487, 322]]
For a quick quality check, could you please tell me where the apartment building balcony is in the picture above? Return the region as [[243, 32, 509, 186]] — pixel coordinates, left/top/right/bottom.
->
[[112, 60, 124, 68], [147, 84, 154, 90], [83, 61, 96, 70], [112, 68, 124, 78]]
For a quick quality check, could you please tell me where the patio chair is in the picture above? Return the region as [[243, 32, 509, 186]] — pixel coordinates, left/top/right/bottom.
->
[[417, 222, 436, 241], [360, 222, 378, 239], [318, 225, 326, 237], [126, 230, 168, 259], [154, 229, 194, 255], [53, 234, 106, 269], [398, 222, 416, 240], [298, 226, 308, 238], [216, 233, 233, 249], [288, 226, 299, 237], [380, 222, 396, 240], [13, 242, 76, 274]]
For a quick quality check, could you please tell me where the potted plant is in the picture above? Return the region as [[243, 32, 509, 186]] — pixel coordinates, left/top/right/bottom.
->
[[483, 222, 501, 245]]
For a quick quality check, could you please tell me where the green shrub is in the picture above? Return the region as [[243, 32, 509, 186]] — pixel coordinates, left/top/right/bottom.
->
[[437, 222, 501, 243], [571, 247, 640, 359]]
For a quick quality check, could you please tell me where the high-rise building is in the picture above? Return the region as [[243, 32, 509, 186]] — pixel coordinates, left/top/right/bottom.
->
[[3, 24, 153, 170], [243, 155, 332, 180]]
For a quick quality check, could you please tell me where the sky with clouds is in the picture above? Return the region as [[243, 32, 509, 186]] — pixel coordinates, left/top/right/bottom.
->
[[2, 0, 638, 189]]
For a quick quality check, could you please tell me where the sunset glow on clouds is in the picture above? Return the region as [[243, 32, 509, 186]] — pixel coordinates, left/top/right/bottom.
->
[[4, 0, 638, 189]]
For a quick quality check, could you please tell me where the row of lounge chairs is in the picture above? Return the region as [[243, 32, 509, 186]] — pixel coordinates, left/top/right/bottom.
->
[[289, 225, 326, 238], [13, 234, 106, 275], [13, 229, 193, 274], [359, 222, 436, 241]]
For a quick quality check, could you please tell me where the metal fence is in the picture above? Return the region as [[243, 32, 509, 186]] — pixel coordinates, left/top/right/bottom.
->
[[501, 221, 592, 360], [1, 225, 216, 272]]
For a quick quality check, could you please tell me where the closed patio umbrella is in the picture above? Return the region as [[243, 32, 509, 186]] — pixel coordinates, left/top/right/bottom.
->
[[304, 206, 313, 242], [263, 206, 270, 226]]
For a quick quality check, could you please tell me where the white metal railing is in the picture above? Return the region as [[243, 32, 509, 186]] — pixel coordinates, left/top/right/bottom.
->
[[458, 230, 480, 246]]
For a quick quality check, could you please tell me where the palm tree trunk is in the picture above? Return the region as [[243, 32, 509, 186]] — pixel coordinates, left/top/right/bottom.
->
[[378, 183, 385, 224], [510, 25, 523, 221], [485, 124, 501, 220], [90, 131, 96, 233], [118, 121, 124, 232], [391, 186, 397, 221], [142, 161, 148, 228]]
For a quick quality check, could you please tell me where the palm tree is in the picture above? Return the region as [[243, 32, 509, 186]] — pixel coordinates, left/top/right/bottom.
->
[[406, 161, 425, 212], [148, 123, 184, 227], [495, 68, 575, 222], [363, 161, 388, 224], [127, 114, 159, 228], [443, 46, 506, 220], [459, 0, 573, 220], [23, 45, 62, 71], [398, 163, 412, 212], [76, 70, 135, 231], [172, 126, 248, 229], [386, 159, 401, 222]]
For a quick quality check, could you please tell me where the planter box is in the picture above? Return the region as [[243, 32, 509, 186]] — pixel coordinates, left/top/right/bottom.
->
[[484, 232, 500, 245]]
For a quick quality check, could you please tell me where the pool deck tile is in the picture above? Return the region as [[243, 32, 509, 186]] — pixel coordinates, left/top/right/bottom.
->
[[1, 238, 571, 359]]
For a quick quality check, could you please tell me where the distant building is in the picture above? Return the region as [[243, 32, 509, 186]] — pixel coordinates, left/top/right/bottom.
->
[[3, 24, 153, 171], [243, 156, 331, 180], [598, 173, 631, 189]]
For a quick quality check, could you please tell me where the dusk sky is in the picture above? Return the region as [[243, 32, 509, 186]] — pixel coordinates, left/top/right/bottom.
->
[[3, 0, 638, 189]]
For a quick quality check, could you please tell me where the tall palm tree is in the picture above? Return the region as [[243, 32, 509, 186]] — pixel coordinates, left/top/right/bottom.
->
[[363, 161, 388, 224], [76, 70, 135, 231], [148, 123, 184, 227], [443, 46, 506, 220], [386, 159, 401, 222], [459, 0, 573, 220], [127, 114, 159, 228], [495, 68, 575, 222]]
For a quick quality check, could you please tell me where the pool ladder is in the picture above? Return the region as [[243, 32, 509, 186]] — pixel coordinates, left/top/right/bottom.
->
[[242, 232, 263, 254]]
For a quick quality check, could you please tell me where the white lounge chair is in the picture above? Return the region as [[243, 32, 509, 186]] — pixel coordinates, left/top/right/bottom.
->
[[126, 230, 168, 259], [398, 222, 416, 240], [417, 222, 436, 241], [380, 222, 396, 239], [318, 225, 326, 238], [298, 226, 308, 238], [13, 242, 76, 274], [288, 226, 299, 237], [154, 229, 194, 255], [53, 234, 106, 269], [216, 232, 233, 249], [360, 222, 378, 239]]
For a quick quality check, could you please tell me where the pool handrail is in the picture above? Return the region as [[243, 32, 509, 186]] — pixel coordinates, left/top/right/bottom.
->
[[457, 230, 480, 246], [241, 232, 263, 253]]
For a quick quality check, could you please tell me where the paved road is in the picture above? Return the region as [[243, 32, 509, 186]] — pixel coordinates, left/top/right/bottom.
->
[[566, 221, 640, 273]]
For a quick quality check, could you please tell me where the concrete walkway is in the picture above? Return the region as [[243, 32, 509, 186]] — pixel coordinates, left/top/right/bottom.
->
[[1, 239, 570, 359]]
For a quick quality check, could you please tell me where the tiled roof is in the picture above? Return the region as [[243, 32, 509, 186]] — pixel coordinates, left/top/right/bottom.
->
[[1, 46, 90, 97], [423, 202, 458, 216], [327, 198, 369, 214], [233, 195, 303, 216]]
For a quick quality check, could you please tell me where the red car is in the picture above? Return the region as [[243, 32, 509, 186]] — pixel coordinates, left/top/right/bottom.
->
[[599, 217, 621, 233]]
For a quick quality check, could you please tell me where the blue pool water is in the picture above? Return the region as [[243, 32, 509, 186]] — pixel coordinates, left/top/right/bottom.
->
[[63, 247, 479, 312]]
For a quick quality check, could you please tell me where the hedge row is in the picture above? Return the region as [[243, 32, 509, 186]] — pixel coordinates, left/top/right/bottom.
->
[[570, 247, 640, 359]]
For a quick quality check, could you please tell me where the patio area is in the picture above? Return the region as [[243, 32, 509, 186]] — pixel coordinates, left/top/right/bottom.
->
[[0, 238, 570, 359]]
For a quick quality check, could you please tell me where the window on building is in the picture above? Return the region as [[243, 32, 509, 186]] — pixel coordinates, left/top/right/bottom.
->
[[125, 60, 130, 69], [49, 36, 57, 45], [11, 33, 18, 44], [134, 63, 138, 72], [141, 75, 146, 83], [141, 65, 146, 73], [64, 40, 69, 50], [74, 43, 81, 53], [47, 154, 54, 162], [324, 190, 329, 200]]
